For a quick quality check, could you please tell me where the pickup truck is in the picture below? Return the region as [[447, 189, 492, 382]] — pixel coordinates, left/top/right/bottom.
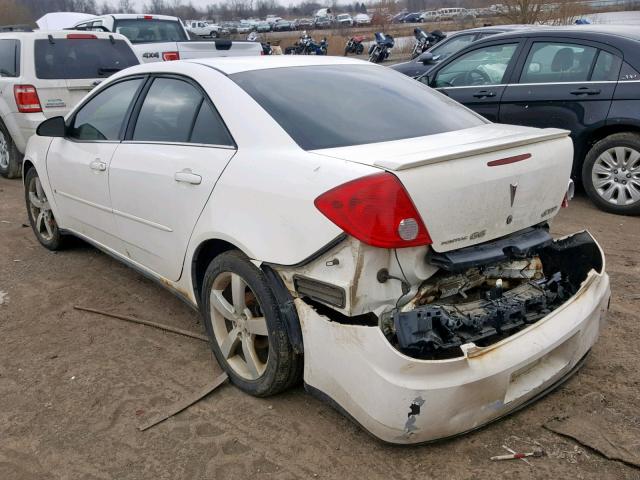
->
[[72, 14, 261, 62], [185, 20, 221, 38]]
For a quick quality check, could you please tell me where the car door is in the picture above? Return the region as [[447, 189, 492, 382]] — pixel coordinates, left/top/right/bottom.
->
[[424, 40, 523, 121], [499, 38, 621, 164], [108, 75, 236, 281], [46, 76, 145, 249]]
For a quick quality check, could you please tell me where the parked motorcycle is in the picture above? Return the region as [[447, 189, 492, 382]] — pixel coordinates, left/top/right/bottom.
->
[[286, 32, 327, 55], [368, 32, 394, 63], [410, 28, 447, 59], [344, 35, 365, 55]]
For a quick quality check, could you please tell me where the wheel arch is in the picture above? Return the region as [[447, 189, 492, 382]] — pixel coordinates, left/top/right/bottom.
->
[[585, 124, 640, 154], [190, 237, 304, 353], [191, 238, 238, 307], [22, 158, 35, 183]]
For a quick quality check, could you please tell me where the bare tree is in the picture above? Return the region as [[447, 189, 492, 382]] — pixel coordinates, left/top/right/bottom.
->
[[502, 0, 543, 24], [119, 0, 137, 13], [0, 0, 32, 25]]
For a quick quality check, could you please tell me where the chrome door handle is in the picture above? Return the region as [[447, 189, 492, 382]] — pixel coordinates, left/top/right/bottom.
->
[[174, 169, 202, 185], [90, 159, 107, 171], [570, 87, 601, 96], [473, 90, 496, 98]]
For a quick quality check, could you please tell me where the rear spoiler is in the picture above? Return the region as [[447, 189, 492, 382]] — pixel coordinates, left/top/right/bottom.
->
[[374, 128, 570, 171]]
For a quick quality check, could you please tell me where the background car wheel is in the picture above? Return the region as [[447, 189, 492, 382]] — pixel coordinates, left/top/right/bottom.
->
[[0, 120, 22, 179], [202, 250, 302, 397], [24, 167, 67, 250], [583, 132, 640, 215]]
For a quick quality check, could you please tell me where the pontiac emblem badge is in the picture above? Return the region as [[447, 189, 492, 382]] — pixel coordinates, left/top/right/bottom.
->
[[510, 182, 518, 207]]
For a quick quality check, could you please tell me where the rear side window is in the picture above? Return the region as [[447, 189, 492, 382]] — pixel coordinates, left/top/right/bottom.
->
[[0, 39, 20, 77], [190, 102, 234, 146], [34, 38, 138, 79], [231, 65, 484, 150], [619, 62, 640, 82], [114, 19, 188, 44], [520, 42, 597, 84], [69, 78, 143, 141], [591, 50, 622, 82]]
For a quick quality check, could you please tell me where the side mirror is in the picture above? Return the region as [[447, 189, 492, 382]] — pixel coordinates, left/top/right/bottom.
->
[[417, 73, 432, 86], [36, 116, 66, 138], [418, 52, 435, 65]]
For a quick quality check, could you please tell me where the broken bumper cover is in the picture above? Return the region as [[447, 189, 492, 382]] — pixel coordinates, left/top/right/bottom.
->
[[296, 238, 609, 444]]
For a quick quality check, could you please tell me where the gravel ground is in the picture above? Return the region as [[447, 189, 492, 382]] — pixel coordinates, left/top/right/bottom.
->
[[1, 175, 639, 480]]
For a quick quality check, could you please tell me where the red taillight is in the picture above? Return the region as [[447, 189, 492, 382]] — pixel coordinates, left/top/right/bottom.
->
[[162, 51, 180, 61], [14, 85, 42, 113], [67, 33, 97, 39], [314, 172, 432, 248], [143, 15, 154, 20]]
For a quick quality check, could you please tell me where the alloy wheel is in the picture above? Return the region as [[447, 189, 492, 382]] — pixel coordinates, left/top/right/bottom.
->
[[592, 146, 640, 206], [0, 130, 9, 170], [209, 272, 269, 380], [28, 176, 56, 242]]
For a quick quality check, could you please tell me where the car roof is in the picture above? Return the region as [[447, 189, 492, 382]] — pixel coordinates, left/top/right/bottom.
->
[[89, 13, 179, 21], [453, 24, 640, 70], [187, 55, 369, 75], [0, 30, 130, 40], [448, 24, 540, 36], [484, 24, 640, 42]]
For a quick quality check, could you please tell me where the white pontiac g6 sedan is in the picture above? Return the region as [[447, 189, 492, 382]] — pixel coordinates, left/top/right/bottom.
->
[[23, 56, 610, 444]]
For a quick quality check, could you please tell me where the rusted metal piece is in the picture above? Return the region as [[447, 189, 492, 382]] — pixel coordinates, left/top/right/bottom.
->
[[138, 372, 229, 431], [74, 305, 209, 342]]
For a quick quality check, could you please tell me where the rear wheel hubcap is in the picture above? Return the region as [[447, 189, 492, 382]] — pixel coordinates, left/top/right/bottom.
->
[[592, 146, 640, 206], [210, 272, 269, 381], [0, 131, 9, 170]]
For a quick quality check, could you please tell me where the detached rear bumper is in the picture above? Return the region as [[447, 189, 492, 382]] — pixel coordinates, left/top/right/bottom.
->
[[296, 235, 610, 444]]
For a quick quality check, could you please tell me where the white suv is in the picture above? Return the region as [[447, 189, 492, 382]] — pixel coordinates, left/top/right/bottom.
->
[[0, 30, 138, 178]]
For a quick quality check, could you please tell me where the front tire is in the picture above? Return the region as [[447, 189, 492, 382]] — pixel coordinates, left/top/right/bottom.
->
[[201, 250, 302, 397], [582, 132, 640, 215], [0, 120, 22, 179], [24, 167, 67, 250]]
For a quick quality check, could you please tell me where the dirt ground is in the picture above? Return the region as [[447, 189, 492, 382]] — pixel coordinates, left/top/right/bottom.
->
[[1, 175, 639, 480]]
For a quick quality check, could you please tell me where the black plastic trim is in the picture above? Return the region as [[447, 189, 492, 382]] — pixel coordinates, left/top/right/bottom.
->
[[261, 265, 304, 354], [265, 233, 347, 269], [427, 227, 552, 273]]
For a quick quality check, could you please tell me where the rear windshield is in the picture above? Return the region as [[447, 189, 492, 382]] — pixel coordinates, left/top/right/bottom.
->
[[0, 39, 20, 77], [34, 39, 139, 80], [231, 65, 484, 150], [114, 19, 188, 44]]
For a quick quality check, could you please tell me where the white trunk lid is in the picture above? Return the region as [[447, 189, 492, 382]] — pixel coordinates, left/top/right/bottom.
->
[[312, 124, 573, 252]]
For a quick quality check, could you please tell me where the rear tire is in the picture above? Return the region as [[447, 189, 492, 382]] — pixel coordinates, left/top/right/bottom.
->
[[24, 167, 67, 250], [201, 250, 302, 397], [0, 120, 22, 179], [582, 132, 640, 215]]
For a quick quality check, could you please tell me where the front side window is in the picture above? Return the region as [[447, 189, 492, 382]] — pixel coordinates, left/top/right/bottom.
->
[[520, 42, 597, 84], [434, 43, 518, 88], [34, 39, 138, 79], [429, 33, 476, 61], [114, 19, 188, 44], [0, 39, 19, 77], [69, 78, 143, 141], [231, 65, 484, 150]]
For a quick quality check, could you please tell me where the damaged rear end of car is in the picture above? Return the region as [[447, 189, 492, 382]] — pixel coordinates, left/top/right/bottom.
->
[[274, 125, 610, 444]]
